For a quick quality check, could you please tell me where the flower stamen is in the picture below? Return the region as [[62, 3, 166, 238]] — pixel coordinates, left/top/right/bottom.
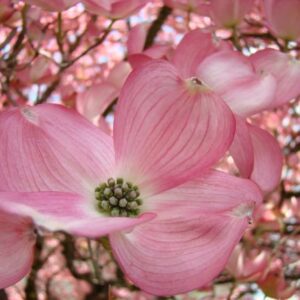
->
[[95, 178, 142, 217]]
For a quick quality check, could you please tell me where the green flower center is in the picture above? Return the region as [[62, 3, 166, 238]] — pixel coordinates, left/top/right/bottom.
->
[[95, 178, 142, 217]]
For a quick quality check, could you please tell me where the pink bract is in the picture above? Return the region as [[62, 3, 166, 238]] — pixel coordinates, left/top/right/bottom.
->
[[227, 244, 269, 281], [0, 205, 35, 289], [24, 0, 78, 11], [208, 0, 254, 29], [263, 0, 300, 41], [82, 0, 150, 18], [76, 61, 131, 131], [127, 23, 172, 69], [0, 59, 262, 295], [168, 29, 282, 193]]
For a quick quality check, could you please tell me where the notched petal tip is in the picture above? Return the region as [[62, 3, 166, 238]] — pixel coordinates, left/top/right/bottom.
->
[[20, 106, 39, 125], [231, 201, 256, 224]]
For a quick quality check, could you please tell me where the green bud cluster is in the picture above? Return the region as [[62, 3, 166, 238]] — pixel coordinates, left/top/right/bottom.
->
[[95, 178, 142, 217]]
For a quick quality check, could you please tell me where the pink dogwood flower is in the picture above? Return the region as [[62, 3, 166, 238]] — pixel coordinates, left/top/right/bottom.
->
[[263, 0, 300, 41], [250, 48, 300, 108], [168, 29, 283, 193], [0, 60, 262, 295]]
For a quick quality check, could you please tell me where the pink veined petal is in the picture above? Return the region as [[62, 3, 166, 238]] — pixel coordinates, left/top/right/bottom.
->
[[82, 0, 111, 11], [171, 29, 224, 78], [83, 0, 149, 18], [0, 192, 156, 239], [164, 0, 209, 14], [108, 0, 149, 18], [127, 53, 153, 69], [229, 116, 254, 178], [209, 0, 254, 28], [197, 50, 277, 117], [249, 125, 283, 194], [76, 82, 118, 125], [263, 0, 300, 41], [144, 169, 262, 217], [106, 61, 132, 90], [98, 117, 111, 135], [144, 45, 172, 60], [109, 171, 262, 295], [110, 212, 252, 295], [114, 60, 235, 195], [0, 207, 35, 289], [251, 49, 300, 107], [127, 23, 148, 55], [24, 0, 78, 11], [0, 104, 114, 194]]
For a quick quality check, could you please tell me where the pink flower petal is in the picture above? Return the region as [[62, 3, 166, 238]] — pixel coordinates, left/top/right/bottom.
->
[[144, 45, 172, 59], [209, 0, 254, 28], [127, 23, 148, 55], [229, 116, 254, 177], [230, 120, 282, 193], [127, 53, 153, 69], [114, 60, 235, 195], [251, 49, 300, 107], [106, 61, 132, 90], [83, 0, 149, 18], [145, 169, 262, 217], [0, 207, 35, 289], [172, 29, 223, 78], [24, 0, 78, 11], [0, 104, 114, 194], [249, 125, 283, 193], [197, 51, 277, 117], [0, 192, 156, 238], [227, 244, 269, 280], [263, 0, 300, 41], [76, 82, 118, 126], [110, 200, 254, 296]]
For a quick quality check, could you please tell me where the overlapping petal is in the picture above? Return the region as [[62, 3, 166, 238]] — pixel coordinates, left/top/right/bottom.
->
[[0, 104, 114, 194], [24, 0, 78, 11], [251, 49, 300, 107], [171, 29, 223, 78], [114, 60, 235, 195], [249, 125, 283, 193], [83, 0, 149, 18], [0, 192, 156, 238], [144, 170, 262, 216], [111, 216, 247, 296], [197, 51, 277, 117], [230, 119, 282, 193], [209, 0, 254, 28], [127, 23, 148, 55], [263, 0, 300, 41], [76, 82, 118, 129], [0, 207, 35, 289], [229, 116, 254, 178], [110, 170, 261, 295]]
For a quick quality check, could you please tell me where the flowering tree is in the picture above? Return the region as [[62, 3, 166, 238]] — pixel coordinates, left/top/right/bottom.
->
[[0, 0, 299, 299]]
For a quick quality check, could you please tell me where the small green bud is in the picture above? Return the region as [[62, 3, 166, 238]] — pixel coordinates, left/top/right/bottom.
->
[[111, 208, 120, 217], [119, 198, 128, 208], [114, 187, 123, 198], [109, 196, 118, 206]]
